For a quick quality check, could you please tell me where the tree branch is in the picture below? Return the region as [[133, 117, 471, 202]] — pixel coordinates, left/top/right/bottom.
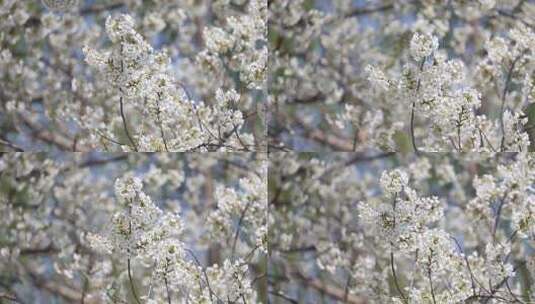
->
[[291, 270, 367, 304]]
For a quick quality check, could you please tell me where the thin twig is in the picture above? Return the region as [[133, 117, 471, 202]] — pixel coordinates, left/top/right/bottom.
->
[[164, 276, 172, 304], [79, 2, 125, 15], [500, 54, 522, 151], [0, 138, 24, 151], [231, 200, 253, 260], [155, 95, 169, 152], [268, 290, 299, 304], [492, 193, 508, 242], [505, 279, 524, 303], [427, 256, 437, 304], [127, 258, 142, 304], [345, 3, 394, 17], [391, 251, 408, 304], [119, 96, 138, 151], [451, 237, 478, 296], [184, 248, 218, 303], [79, 155, 128, 168]]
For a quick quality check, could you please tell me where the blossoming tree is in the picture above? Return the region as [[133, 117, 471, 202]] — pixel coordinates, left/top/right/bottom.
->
[[0, 153, 267, 303], [268, 0, 534, 152], [3, 1, 535, 304], [0, 0, 266, 152], [269, 152, 535, 303]]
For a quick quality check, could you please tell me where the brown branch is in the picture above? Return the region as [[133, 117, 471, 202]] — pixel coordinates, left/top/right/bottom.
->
[[0, 138, 24, 152], [293, 117, 354, 151], [78, 155, 128, 168], [291, 269, 367, 304], [28, 272, 88, 303], [268, 290, 299, 303], [127, 260, 142, 304], [20, 245, 59, 256], [346, 3, 395, 17], [79, 2, 125, 15], [20, 116, 87, 151], [0, 292, 20, 303], [451, 237, 478, 297]]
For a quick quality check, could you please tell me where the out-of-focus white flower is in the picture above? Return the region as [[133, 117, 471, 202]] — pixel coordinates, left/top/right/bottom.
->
[[479, 0, 496, 10], [42, 0, 78, 11]]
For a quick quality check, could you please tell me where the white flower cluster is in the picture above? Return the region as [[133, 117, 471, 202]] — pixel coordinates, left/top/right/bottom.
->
[[206, 259, 257, 302], [409, 32, 439, 61], [207, 162, 268, 254], [114, 173, 143, 203], [360, 169, 444, 249], [379, 169, 409, 195], [360, 31, 530, 152], [468, 153, 535, 238], [200, 0, 267, 90], [89, 174, 184, 261], [82, 14, 253, 152], [78, 156, 264, 303]]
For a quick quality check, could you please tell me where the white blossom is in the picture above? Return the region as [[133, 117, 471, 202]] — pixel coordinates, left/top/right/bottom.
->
[[410, 32, 439, 61]]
